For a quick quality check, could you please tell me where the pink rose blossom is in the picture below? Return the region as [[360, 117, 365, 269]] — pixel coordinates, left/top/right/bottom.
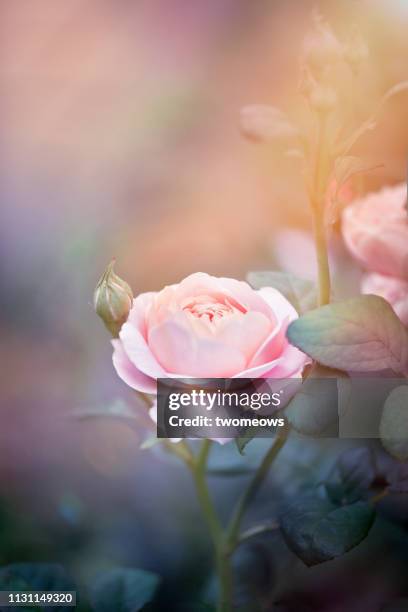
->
[[342, 183, 408, 280], [362, 272, 408, 326], [112, 272, 307, 394]]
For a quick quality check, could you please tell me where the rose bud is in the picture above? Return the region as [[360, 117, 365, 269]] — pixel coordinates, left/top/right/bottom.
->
[[343, 26, 369, 73], [94, 260, 133, 337], [302, 21, 342, 75]]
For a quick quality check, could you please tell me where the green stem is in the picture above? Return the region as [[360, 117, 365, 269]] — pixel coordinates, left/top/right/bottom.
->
[[236, 520, 279, 548], [192, 440, 233, 612], [166, 434, 288, 610], [311, 113, 331, 307], [225, 431, 288, 552], [163, 439, 194, 467], [313, 207, 331, 306], [193, 440, 223, 544]]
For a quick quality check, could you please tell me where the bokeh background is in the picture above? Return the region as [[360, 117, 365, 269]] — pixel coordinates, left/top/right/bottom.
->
[[1, 0, 408, 609]]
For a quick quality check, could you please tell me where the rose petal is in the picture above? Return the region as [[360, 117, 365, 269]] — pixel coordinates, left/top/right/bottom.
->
[[219, 276, 275, 317], [263, 344, 309, 378], [127, 292, 156, 339], [175, 273, 273, 318], [215, 311, 272, 364], [233, 355, 284, 378], [148, 315, 246, 377], [120, 320, 167, 379], [249, 316, 287, 367], [112, 339, 156, 393], [257, 286, 299, 322], [342, 184, 408, 280]]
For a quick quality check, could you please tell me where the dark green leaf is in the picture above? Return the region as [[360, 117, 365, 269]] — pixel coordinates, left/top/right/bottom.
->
[[280, 495, 375, 566], [235, 426, 260, 455], [287, 296, 408, 375], [89, 567, 160, 612], [284, 364, 343, 436], [325, 447, 376, 504], [0, 563, 74, 591]]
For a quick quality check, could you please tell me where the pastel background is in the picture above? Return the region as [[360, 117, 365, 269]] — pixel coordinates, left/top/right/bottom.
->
[[1, 1, 408, 609]]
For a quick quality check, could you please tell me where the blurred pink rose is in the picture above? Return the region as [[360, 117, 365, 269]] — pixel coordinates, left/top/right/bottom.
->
[[362, 272, 408, 326], [342, 183, 408, 325], [342, 184, 408, 280], [112, 272, 307, 393]]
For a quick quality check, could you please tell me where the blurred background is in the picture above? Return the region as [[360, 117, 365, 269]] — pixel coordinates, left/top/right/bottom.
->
[[1, 0, 408, 609]]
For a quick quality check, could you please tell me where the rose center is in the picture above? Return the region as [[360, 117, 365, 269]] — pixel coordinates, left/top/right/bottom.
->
[[182, 295, 242, 323]]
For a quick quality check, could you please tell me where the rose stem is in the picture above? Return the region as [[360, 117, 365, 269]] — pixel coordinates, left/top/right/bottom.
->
[[225, 430, 288, 553], [167, 432, 288, 610], [311, 113, 331, 306], [191, 440, 232, 612]]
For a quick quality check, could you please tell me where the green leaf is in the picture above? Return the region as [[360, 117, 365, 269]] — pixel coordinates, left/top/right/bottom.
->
[[247, 271, 316, 314], [89, 568, 160, 612], [380, 386, 408, 460], [235, 426, 259, 455], [280, 495, 375, 566], [0, 563, 74, 590], [72, 399, 137, 420], [284, 364, 343, 436], [287, 296, 408, 375], [325, 447, 376, 504]]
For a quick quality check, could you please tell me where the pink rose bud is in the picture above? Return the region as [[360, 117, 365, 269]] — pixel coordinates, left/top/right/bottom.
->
[[343, 26, 369, 73], [94, 260, 133, 337], [240, 105, 298, 143], [342, 184, 408, 280]]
